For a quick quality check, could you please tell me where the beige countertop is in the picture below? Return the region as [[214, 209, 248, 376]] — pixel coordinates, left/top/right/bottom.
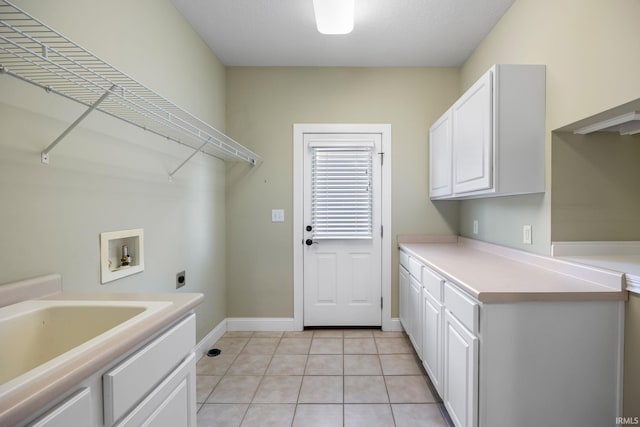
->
[[399, 236, 628, 303], [0, 274, 203, 426]]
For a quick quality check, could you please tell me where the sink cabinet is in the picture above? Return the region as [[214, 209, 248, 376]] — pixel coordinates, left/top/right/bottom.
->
[[429, 64, 546, 200], [25, 313, 196, 427]]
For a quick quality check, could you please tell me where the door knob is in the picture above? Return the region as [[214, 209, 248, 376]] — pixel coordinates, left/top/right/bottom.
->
[[306, 225, 313, 232], [305, 239, 313, 246]]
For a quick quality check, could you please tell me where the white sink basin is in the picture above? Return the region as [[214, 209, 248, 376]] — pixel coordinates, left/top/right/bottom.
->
[[0, 299, 172, 395]]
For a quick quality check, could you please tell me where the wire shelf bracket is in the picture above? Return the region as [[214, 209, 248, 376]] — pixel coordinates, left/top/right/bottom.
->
[[0, 0, 261, 177]]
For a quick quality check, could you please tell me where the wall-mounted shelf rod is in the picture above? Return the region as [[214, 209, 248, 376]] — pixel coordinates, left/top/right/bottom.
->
[[41, 85, 116, 164], [0, 0, 261, 176]]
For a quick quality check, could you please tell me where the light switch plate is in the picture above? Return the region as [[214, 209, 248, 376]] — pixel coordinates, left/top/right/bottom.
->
[[523, 225, 532, 244], [473, 220, 478, 235], [272, 209, 285, 223]]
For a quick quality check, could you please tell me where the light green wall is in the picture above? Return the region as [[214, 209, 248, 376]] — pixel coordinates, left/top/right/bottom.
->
[[0, 0, 228, 341], [458, 0, 640, 255], [552, 132, 640, 241], [225, 67, 460, 318], [460, 0, 640, 415]]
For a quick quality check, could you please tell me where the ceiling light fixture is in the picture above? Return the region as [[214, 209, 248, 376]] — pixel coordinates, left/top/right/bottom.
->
[[312, 0, 355, 35]]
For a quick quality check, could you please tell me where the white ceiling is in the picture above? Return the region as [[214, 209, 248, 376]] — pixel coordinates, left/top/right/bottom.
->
[[170, 0, 516, 67]]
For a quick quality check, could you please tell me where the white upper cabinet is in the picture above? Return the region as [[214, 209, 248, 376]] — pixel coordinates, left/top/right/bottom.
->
[[429, 64, 546, 200], [428, 109, 453, 197]]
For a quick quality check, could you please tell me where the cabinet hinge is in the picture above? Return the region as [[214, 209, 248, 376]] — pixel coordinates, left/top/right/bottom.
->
[[381, 297, 383, 309]]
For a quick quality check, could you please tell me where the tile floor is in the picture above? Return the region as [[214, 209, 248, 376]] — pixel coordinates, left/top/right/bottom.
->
[[196, 329, 451, 427]]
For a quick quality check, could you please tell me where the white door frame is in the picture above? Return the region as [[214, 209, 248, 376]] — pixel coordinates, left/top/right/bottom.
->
[[293, 124, 393, 331]]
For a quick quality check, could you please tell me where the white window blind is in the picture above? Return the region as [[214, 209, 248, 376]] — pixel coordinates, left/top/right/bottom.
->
[[310, 145, 374, 239]]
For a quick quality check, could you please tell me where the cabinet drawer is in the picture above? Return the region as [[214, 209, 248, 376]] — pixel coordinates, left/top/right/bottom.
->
[[399, 251, 409, 269], [444, 282, 478, 333], [104, 314, 195, 426], [408, 257, 423, 282], [423, 267, 444, 302]]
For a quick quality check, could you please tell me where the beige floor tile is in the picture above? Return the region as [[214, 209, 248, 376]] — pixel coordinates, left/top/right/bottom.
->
[[344, 337, 377, 354], [224, 331, 254, 338], [251, 331, 284, 338], [309, 337, 343, 354], [305, 354, 344, 375], [392, 403, 449, 427], [379, 354, 423, 375], [283, 330, 314, 338], [344, 404, 394, 427], [266, 355, 308, 375], [252, 376, 302, 403], [298, 376, 343, 403], [344, 354, 383, 375], [292, 404, 343, 427], [312, 329, 344, 338], [210, 337, 250, 355], [207, 376, 262, 403], [197, 375, 222, 403], [375, 337, 414, 354], [385, 375, 436, 403], [240, 404, 295, 427], [373, 330, 406, 338], [227, 354, 272, 376], [197, 354, 237, 376], [242, 337, 280, 354], [344, 376, 389, 403], [275, 338, 312, 355], [197, 403, 248, 427], [343, 329, 375, 338]]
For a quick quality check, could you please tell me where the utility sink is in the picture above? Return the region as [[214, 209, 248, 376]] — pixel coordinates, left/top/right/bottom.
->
[[0, 299, 172, 393]]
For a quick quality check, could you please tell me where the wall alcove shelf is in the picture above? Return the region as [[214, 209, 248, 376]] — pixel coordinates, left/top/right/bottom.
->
[[0, 1, 261, 180]]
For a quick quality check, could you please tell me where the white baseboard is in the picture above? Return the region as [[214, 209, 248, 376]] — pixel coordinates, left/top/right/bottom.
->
[[194, 318, 227, 359], [386, 317, 404, 332], [226, 317, 298, 331]]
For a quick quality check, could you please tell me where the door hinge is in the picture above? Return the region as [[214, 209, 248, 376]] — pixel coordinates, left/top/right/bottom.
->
[[381, 297, 383, 309], [378, 152, 384, 165], [381, 225, 384, 238]]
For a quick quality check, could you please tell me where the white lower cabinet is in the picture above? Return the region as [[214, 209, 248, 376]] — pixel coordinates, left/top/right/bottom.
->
[[443, 309, 478, 427], [408, 275, 423, 357], [399, 263, 409, 333], [399, 249, 624, 427], [421, 289, 443, 395], [24, 313, 197, 427]]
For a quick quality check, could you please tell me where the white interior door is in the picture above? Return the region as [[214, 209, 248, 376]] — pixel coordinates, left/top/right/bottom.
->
[[303, 132, 382, 326]]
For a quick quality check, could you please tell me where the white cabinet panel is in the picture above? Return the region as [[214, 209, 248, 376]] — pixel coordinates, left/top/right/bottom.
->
[[444, 310, 478, 427], [422, 288, 443, 396], [29, 388, 91, 427], [399, 264, 409, 332], [452, 70, 493, 194], [429, 109, 453, 197], [408, 275, 423, 357]]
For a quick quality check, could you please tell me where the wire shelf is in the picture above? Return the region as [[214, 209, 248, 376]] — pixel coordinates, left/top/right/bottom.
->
[[0, 0, 261, 177]]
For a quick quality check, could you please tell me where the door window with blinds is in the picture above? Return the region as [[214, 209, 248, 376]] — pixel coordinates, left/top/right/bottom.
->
[[309, 142, 374, 239]]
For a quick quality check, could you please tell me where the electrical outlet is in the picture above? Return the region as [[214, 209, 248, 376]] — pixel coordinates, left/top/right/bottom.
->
[[176, 270, 186, 289], [473, 220, 479, 235], [523, 225, 532, 245]]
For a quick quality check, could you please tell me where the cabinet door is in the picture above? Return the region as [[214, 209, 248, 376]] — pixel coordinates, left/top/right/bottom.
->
[[443, 310, 478, 427], [429, 109, 453, 198], [399, 265, 410, 332], [422, 289, 443, 396], [452, 69, 493, 195], [408, 276, 422, 357]]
